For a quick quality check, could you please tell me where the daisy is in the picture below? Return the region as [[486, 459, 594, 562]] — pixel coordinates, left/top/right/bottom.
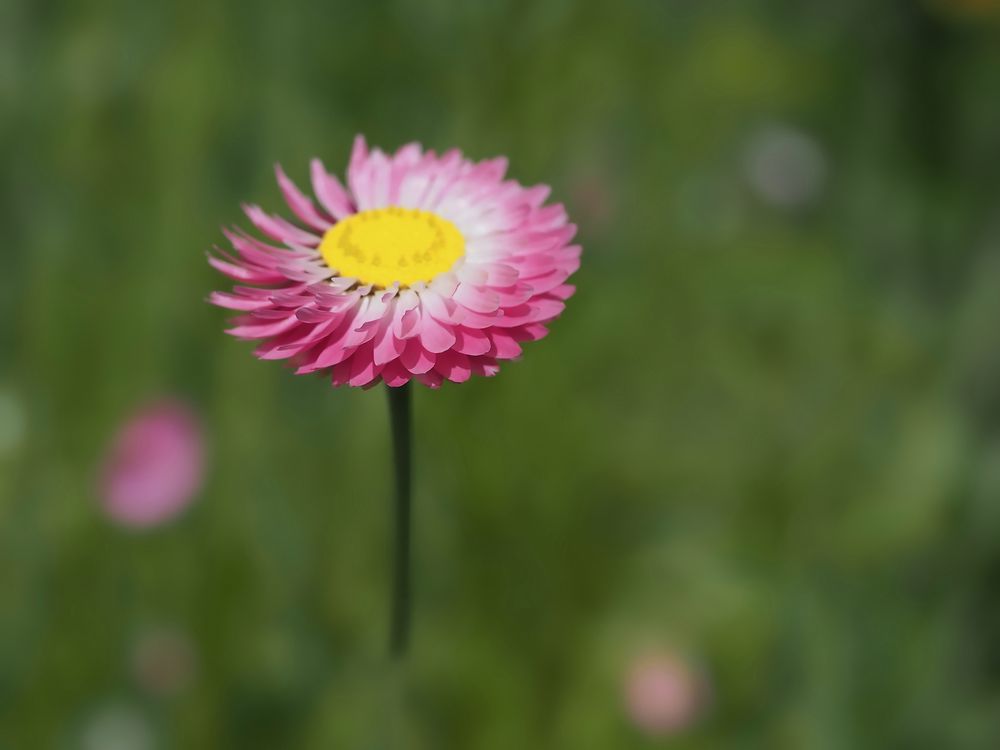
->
[[207, 138, 579, 658], [208, 136, 580, 388]]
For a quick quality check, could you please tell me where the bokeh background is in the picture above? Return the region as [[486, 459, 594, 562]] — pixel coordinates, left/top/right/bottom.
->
[[4, 0, 1000, 747]]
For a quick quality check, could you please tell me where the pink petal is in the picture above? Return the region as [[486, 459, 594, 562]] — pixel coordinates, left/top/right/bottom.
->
[[550, 284, 576, 300], [381, 361, 412, 387], [418, 312, 457, 354], [491, 298, 565, 328], [364, 148, 393, 209], [528, 202, 569, 231], [469, 356, 501, 378], [255, 317, 341, 360], [397, 307, 420, 339], [493, 282, 535, 307], [208, 291, 271, 311], [414, 369, 444, 389], [429, 272, 460, 299], [346, 341, 383, 387], [331, 360, 353, 387], [226, 313, 300, 340], [520, 266, 576, 296], [420, 289, 465, 325], [488, 329, 523, 359], [434, 350, 472, 383], [510, 322, 550, 342], [455, 263, 489, 286], [296, 301, 364, 371], [347, 134, 373, 209], [275, 164, 333, 232], [454, 309, 501, 330], [400, 338, 436, 374], [242, 204, 320, 247], [523, 184, 551, 208], [310, 159, 354, 220], [207, 254, 285, 284], [373, 304, 407, 366], [388, 143, 423, 203], [453, 283, 501, 314], [453, 326, 491, 356]]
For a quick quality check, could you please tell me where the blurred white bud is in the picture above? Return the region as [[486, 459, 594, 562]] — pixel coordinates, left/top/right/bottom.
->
[[744, 124, 827, 210], [81, 703, 155, 750]]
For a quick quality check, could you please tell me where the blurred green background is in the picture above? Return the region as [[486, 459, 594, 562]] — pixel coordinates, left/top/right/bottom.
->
[[4, 0, 1000, 747]]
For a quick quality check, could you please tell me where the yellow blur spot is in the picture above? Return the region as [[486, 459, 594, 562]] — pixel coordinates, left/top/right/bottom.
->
[[319, 207, 465, 288]]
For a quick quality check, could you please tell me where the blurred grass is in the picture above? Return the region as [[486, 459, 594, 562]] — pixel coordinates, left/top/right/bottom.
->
[[3, 0, 1000, 747]]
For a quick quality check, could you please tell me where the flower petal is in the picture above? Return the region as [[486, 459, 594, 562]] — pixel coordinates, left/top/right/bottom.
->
[[381, 361, 412, 387], [418, 310, 457, 353], [275, 164, 333, 232], [400, 337, 436, 374], [243, 204, 320, 247], [453, 326, 491, 356], [310, 159, 355, 220], [434, 350, 472, 383]]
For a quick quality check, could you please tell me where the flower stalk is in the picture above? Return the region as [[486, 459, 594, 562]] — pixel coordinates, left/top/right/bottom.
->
[[386, 382, 412, 659]]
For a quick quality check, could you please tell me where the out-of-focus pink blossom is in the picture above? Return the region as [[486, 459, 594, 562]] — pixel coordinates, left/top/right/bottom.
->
[[99, 399, 205, 528], [624, 650, 706, 736]]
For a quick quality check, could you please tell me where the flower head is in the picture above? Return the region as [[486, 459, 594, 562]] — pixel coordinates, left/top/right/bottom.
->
[[209, 137, 580, 388]]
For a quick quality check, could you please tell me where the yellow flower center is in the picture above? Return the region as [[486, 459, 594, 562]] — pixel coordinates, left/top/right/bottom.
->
[[318, 207, 465, 288]]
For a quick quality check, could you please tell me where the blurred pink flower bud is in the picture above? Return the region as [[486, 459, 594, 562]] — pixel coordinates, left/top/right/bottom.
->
[[99, 399, 205, 528], [624, 650, 706, 736]]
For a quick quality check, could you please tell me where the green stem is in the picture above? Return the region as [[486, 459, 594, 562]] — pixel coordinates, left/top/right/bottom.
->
[[386, 382, 412, 659]]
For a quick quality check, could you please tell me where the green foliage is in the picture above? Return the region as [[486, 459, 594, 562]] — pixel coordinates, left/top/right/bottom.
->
[[2, 0, 1000, 747]]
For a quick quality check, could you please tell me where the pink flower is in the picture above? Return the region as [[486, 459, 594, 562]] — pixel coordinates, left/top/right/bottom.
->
[[208, 136, 580, 388], [624, 650, 706, 736], [99, 400, 205, 528]]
